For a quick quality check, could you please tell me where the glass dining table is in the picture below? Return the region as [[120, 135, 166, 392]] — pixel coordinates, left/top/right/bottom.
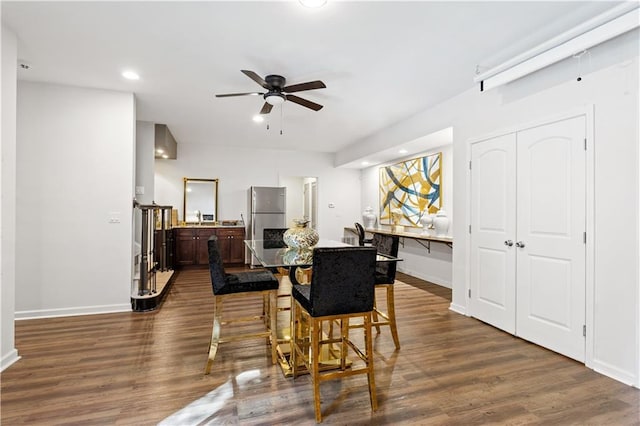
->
[[244, 238, 402, 376]]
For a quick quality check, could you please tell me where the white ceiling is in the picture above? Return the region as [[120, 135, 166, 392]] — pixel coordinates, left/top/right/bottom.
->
[[2, 1, 619, 164]]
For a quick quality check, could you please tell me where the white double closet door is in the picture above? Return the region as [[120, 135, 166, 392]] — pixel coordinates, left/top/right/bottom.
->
[[470, 116, 586, 362]]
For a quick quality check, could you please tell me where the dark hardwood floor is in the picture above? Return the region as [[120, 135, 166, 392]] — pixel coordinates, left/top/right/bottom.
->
[[1, 268, 638, 425]]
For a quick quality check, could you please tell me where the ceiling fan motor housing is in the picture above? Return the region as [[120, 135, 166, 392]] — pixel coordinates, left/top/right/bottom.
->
[[265, 74, 286, 89]]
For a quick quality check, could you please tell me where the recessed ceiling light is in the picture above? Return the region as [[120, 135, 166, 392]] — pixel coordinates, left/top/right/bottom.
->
[[122, 70, 140, 80], [361, 161, 370, 166], [253, 115, 264, 123], [161, 154, 169, 159], [299, 0, 327, 8], [156, 148, 164, 154], [399, 149, 408, 154]]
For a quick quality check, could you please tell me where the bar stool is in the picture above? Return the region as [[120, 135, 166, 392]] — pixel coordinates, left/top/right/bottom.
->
[[371, 233, 401, 349], [290, 246, 378, 423], [205, 235, 279, 374]]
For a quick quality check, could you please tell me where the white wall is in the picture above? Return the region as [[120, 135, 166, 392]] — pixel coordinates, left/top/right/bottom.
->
[[15, 82, 136, 318], [1, 25, 20, 371], [155, 145, 362, 242], [279, 175, 304, 227], [360, 144, 454, 287], [344, 30, 639, 387]]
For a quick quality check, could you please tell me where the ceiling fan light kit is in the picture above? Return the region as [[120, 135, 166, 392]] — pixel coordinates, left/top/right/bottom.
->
[[265, 92, 285, 106], [216, 69, 326, 115]]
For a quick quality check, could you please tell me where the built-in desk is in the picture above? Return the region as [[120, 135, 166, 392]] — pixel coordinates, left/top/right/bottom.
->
[[345, 226, 452, 253]]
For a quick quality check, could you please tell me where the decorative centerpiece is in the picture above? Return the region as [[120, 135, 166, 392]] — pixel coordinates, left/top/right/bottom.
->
[[283, 219, 319, 249], [390, 208, 404, 233], [362, 206, 377, 229], [420, 213, 435, 234], [282, 247, 313, 265]]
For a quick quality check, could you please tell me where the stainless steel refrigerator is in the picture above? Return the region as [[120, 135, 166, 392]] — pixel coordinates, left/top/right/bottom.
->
[[247, 186, 287, 266]]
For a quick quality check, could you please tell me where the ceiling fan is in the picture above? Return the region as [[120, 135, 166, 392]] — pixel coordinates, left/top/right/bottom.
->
[[215, 70, 326, 114]]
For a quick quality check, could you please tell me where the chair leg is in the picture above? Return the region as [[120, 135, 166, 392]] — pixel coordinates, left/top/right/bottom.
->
[[312, 317, 323, 423], [269, 290, 278, 364], [291, 299, 298, 378], [364, 312, 378, 412], [340, 318, 349, 371], [205, 297, 223, 375], [386, 285, 400, 349], [372, 292, 381, 334]]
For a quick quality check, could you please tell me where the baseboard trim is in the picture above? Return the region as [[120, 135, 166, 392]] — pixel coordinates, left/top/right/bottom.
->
[[591, 358, 638, 388], [15, 303, 131, 320], [397, 267, 451, 288], [1, 349, 21, 372], [449, 302, 467, 316]]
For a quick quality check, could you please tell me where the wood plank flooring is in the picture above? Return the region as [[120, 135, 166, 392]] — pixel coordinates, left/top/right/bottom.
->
[[2, 268, 638, 425]]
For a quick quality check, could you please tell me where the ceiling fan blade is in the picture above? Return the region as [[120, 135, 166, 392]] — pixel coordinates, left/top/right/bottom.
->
[[241, 70, 270, 89], [286, 94, 323, 111], [215, 92, 264, 98], [259, 102, 273, 115], [283, 80, 326, 93]]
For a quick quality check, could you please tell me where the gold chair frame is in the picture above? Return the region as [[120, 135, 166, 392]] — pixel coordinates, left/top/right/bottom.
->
[[291, 299, 377, 423], [205, 290, 277, 374]]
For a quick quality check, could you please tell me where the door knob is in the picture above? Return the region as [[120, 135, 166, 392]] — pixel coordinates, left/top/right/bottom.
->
[[504, 240, 514, 247], [516, 241, 525, 248]]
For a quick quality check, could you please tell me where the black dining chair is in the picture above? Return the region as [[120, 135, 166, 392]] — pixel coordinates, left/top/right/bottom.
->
[[354, 222, 373, 246], [263, 227, 290, 278], [205, 235, 279, 374], [263, 227, 288, 249], [371, 233, 401, 349], [290, 246, 378, 423]]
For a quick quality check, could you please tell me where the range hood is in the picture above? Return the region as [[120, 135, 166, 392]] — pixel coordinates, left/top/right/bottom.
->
[[155, 124, 177, 159]]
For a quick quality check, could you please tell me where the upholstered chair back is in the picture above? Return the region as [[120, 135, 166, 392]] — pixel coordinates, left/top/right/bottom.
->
[[372, 233, 399, 284], [306, 247, 376, 317], [263, 228, 288, 248], [207, 235, 227, 295]]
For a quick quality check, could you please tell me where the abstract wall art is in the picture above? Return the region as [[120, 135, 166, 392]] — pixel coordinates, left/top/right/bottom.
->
[[379, 153, 442, 227]]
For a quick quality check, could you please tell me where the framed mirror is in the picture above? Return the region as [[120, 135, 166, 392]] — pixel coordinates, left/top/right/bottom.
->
[[183, 178, 219, 224]]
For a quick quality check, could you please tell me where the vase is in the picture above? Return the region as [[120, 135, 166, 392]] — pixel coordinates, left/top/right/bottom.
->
[[433, 209, 449, 237], [282, 247, 313, 265], [420, 213, 434, 234], [283, 219, 319, 249], [362, 206, 377, 229]]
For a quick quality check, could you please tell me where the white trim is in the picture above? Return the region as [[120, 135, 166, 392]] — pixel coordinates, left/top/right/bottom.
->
[[591, 359, 638, 387], [15, 304, 131, 320], [584, 104, 596, 370], [449, 303, 467, 316], [476, 5, 640, 91], [1, 349, 21, 372]]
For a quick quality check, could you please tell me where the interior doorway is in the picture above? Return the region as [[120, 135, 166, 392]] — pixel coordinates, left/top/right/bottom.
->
[[279, 176, 318, 229]]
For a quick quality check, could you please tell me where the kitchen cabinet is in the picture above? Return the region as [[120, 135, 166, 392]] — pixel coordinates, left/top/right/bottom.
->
[[216, 228, 245, 264], [174, 227, 245, 266]]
